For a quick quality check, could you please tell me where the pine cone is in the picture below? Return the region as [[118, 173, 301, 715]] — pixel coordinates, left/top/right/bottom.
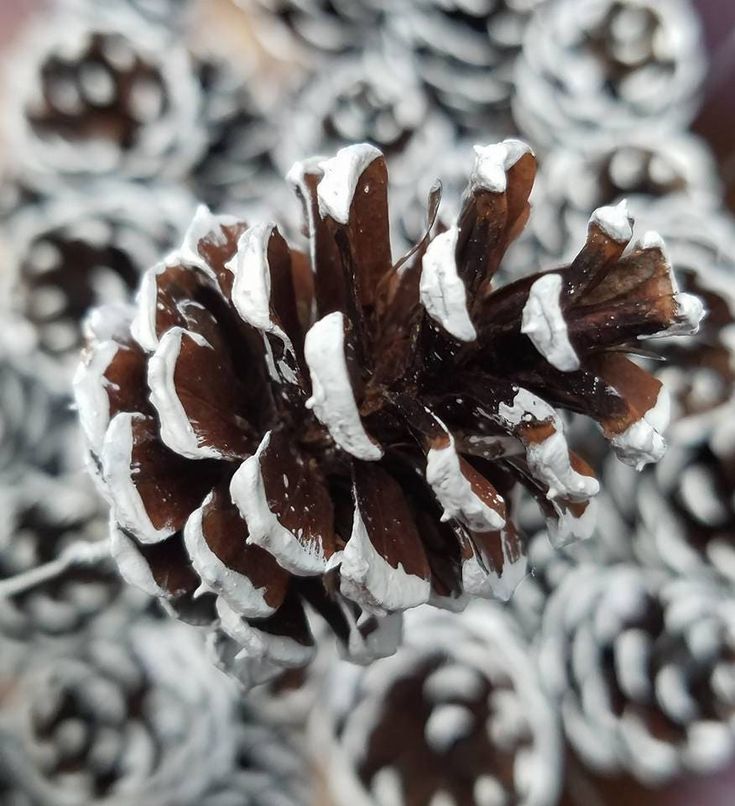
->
[[387, 0, 544, 132], [5, 13, 205, 182], [513, 0, 706, 150], [313, 603, 561, 805], [540, 564, 735, 784], [3, 180, 193, 367], [75, 140, 703, 682], [0, 617, 308, 805], [243, 0, 383, 61], [191, 58, 284, 216], [275, 49, 453, 196], [515, 132, 719, 267]]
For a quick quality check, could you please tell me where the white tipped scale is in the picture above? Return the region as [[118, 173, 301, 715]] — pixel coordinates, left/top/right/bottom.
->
[[147, 327, 224, 460], [340, 497, 431, 615], [317, 143, 383, 224], [130, 264, 161, 352], [225, 223, 298, 385], [110, 528, 165, 598], [420, 226, 477, 342], [461, 535, 528, 603], [470, 139, 533, 194], [183, 494, 276, 619], [101, 412, 173, 544], [526, 429, 599, 502], [229, 432, 329, 576], [638, 230, 667, 252], [610, 386, 671, 471], [425, 430, 505, 532], [590, 199, 633, 243], [179, 204, 239, 269], [73, 339, 120, 454], [304, 312, 383, 461], [546, 498, 598, 548], [521, 273, 580, 372]]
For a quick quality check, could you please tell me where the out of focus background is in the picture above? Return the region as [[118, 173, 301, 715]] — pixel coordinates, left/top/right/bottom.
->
[[0, 1, 735, 805]]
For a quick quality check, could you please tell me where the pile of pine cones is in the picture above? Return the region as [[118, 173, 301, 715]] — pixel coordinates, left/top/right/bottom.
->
[[1, 1, 734, 804]]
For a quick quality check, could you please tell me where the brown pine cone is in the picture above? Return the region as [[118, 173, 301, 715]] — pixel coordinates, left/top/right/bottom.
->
[[3, 180, 193, 368], [541, 564, 735, 785], [313, 603, 562, 806], [5, 13, 205, 182], [75, 140, 703, 681], [513, 0, 706, 150]]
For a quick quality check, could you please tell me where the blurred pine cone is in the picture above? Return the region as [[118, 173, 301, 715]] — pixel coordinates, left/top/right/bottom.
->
[[75, 140, 702, 682], [314, 603, 561, 806], [0, 617, 309, 805], [192, 59, 284, 217], [5, 12, 205, 182], [243, 0, 384, 61], [514, 0, 705, 150], [541, 564, 735, 785], [387, 0, 545, 132], [275, 49, 453, 194], [2, 180, 193, 368]]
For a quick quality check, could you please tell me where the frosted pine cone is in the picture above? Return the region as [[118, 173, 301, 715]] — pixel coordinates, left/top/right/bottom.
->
[[243, 0, 383, 61], [3, 180, 193, 368], [0, 617, 308, 805], [75, 140, 703, 681], [276, 50, 453, 194], [541, 564, 735, 784], [5, 13, 204, 182], [387, 0, 545, 132], [514, 0, 705, 150], [517, 133, 720, 266], [314, 603, 561, 806]]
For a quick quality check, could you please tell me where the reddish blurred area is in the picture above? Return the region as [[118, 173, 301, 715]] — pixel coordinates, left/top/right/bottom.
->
[[0, 0, 40, 48]]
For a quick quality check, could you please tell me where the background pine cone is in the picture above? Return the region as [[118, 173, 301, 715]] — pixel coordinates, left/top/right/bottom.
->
[[313, 602, 561, 806], [75, 140, 703, 682], [5, 12, 205, 182], [513, 0, 706, 150], [0, 616, 308, 805], [386, 0, 545, 132], [2, 180, 193, 367], [540, 564, 735, 785]]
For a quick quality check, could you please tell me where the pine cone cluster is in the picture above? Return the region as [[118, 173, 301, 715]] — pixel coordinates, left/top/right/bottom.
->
[[315, 603, 561, 806], [514, 0, 706, 150], [2, 181, 193, 367], [0, 617, 308, 805], [541, 564, 735, 784], [75, 139, 703, 682], [6, 12, 204, 182]]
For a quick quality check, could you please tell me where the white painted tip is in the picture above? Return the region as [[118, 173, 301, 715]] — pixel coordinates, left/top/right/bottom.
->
[[590, 199, 633, 243], [317, 143, 383, 224], [470, 139, 533, 194]]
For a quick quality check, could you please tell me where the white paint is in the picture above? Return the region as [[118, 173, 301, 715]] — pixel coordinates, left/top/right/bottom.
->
[[101, 412, 173, 543], [423, 664, 485, 704], [473, 776, 506, 806], [590, 199, 632, 243], [460, 531, 527, 602], [340, 493, 431, 614], [317, 143, 382, 224], [304, 312, 383, 461], [130, 263, 162, 352], [425, 704, 474, 752], [229, 432, 329, 576], [610, 385, 671, 470], [546, 498, 598, 547], [226, 223, 298, 385], [147, 327, 224, 460], [420, 226, 476, 342], [183, 493, 276, 619], [470, 139, 532, 193], [526, 429, 599, 501], [216, 597, 315, 670], [110, 527, 166, 598], [179, 204, 238, 270], [425, 430, 505, 531], [521, 273, 580, 372], [73, 339, 120, 454], [638, 230, 666, 251], [336, 600, 404, 665], [286, 156, 324, 280]]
